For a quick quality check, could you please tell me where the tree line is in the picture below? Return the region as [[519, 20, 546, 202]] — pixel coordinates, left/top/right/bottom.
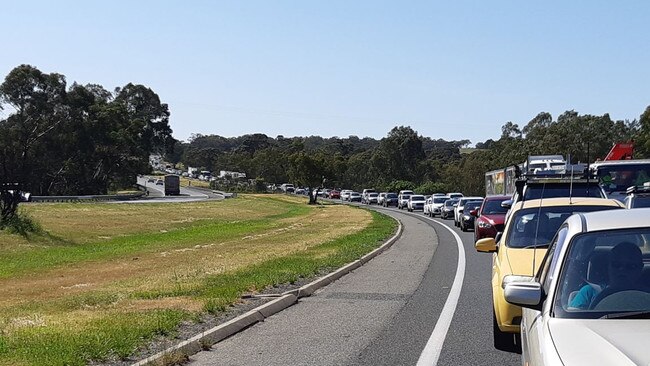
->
[[2, 64, 650, 205], [172, 106, 649, 197], [0, 65, 175, 229], [0, 65, 175, 196]]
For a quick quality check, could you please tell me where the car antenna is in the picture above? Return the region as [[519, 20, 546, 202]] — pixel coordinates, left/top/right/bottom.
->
[[569, 164, 574, 205], [531, 183, 546, 277]]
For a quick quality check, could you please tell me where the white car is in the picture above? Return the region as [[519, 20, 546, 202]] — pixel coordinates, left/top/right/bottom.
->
[[397, 191, 413, 210], [454, 196, 484, 227], [407, 195, 426, 212], [429, 196, 450, 217], [340, 190, 352, 201], [505, 208, 650, 366], [424, 196, 434, 216]]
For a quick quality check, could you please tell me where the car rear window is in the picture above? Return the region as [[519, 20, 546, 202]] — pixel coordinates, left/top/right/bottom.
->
[[482, 199, 509, 214], [523, 183, 603, 200]]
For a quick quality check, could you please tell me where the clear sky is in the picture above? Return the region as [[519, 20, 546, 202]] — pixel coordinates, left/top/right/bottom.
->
[[2, 1, 649, 145]]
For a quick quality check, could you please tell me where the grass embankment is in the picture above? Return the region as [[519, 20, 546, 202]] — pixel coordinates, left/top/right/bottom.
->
[[0, 195, 396, 366]]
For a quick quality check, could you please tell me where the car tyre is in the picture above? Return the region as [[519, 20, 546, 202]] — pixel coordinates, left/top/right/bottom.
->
[[493, 308, 521, 353]]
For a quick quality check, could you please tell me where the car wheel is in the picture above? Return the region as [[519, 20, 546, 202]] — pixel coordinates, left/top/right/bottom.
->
[[493, 308, 521, 353]]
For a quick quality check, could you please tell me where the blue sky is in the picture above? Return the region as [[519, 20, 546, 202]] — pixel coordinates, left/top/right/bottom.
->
[[2, 1, 649, 145]]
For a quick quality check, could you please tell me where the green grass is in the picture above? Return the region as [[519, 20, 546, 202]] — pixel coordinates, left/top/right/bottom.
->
[[0, 200, 310, 279], [0, 309, 187, 366], [0, 204, 396, 366], [134, 210, 396, 311]]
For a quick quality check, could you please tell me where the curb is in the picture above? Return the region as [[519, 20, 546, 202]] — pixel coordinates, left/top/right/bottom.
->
[[131, 216, 403, 366]]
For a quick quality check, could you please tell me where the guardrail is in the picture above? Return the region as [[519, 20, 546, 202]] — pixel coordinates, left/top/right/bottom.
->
[[212, 190, 237, 198], [31, 192, 145, 203]]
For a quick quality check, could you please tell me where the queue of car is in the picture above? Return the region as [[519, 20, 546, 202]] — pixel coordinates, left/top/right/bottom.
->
[[279, 154, 650, 365], [473, 162, 650, 364]]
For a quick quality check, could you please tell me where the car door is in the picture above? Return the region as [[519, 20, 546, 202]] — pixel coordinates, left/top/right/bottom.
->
[[521, 225, 568, 365]]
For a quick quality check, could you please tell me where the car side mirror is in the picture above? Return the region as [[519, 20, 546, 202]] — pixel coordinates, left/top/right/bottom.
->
[[495, 232, 503, 243], [469, 209, 478, 217], [475, 237, 497, 253], [504, 281, 544, 311], [501, 200, 512, 209]]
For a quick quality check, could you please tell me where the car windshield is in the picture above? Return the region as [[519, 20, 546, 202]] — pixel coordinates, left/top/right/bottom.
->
[[465, 201, 482, 211], [596, 164, 650, 193], [387, 193, 397, 198], [369, 193, 378, 197], [482, 199, 509, 214], [433, 197, 448, 203], [445, 199, 458, 207], [507, 205, 621, 249], [402, 194, 411, 199], [523, 183, 604, 200], [411, 195, 425, 201], [553, 228, 650, 319]]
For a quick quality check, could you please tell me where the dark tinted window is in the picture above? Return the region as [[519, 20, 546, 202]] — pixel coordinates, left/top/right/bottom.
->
[[386, 193, 398, 198], [597, 164, 650, 192], [631, 196, 650, 208], [444, 199, 459, 207], [523, 183, 603, 200], [482, 199, 509, 214], [433, 197, 448, 203]]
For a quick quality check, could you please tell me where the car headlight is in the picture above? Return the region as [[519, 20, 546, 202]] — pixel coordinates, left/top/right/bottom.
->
[[477, 221, 492, 228], [501, 275, 533, 289]]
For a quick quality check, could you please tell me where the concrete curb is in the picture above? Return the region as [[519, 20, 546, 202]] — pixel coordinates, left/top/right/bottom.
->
[[131, 216, 403, 366]]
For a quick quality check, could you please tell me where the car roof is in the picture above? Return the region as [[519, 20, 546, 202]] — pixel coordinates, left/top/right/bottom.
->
[[590, 159, 650, 167], [570, 207, 650, 232], [484, 195, 510, 201], [513, 197, 623, 211]]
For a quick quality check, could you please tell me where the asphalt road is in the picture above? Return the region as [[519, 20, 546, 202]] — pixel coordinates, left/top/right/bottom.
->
[[187, 204, 520, 366], [134, 176, 221, 203]]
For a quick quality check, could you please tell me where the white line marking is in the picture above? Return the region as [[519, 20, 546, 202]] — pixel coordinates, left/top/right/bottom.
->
[[416, 218, 466, 366]]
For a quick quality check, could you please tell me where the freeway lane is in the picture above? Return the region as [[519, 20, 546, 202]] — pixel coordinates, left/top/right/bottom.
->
[[187, 205, 519, 365]]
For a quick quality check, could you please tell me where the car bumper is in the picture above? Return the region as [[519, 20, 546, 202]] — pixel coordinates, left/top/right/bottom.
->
[[494, 283, 521, 333]]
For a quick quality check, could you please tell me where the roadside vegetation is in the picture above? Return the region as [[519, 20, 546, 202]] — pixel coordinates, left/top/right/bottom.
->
[[0, 195, 396, 366]]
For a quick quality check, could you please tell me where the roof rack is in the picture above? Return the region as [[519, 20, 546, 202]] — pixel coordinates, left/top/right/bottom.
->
[[626, 182, 650, 195], [519, 163, 593, 180]]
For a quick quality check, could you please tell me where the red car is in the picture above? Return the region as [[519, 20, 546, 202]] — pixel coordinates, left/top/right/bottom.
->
[[473, 195, 510, 242], [329, 190, 340, 199]]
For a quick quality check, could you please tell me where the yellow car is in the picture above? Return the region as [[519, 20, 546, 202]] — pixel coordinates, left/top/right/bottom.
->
[[475, 197, 624, 352]]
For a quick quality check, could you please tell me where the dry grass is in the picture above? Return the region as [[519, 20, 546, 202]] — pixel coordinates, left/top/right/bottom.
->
[[180, 177, 210, 188], [0, 195, 370, 319], [0, 195, 387, 365]]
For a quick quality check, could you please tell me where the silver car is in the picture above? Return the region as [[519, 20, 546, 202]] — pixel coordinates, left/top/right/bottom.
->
[[505, 208, 650, 365]]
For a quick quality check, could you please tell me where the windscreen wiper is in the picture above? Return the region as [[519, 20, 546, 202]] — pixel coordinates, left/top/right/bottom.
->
[[523, 243, 550, 249], [600, 311, 650, 319]]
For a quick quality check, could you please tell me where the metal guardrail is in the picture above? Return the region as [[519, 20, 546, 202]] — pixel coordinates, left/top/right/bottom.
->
[[212, 190, 237, 198], [31, 192, 145, 203]]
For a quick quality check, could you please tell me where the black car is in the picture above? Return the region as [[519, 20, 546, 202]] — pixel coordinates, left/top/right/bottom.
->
[[383, 192, 398, 207], [460, 201, 483, 232]]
